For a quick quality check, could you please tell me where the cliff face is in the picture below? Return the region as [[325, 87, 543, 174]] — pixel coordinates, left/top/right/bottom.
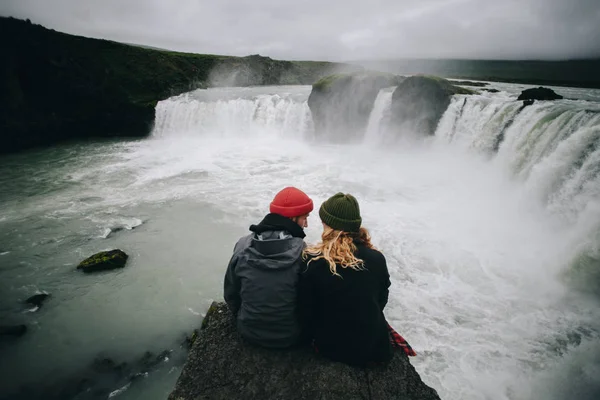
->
[[0, 17, 356, 154], [307, 72, 402, 142], [168, 302, 440, 400], [389, 75, 473, 137], [306, 73, 474, 141]]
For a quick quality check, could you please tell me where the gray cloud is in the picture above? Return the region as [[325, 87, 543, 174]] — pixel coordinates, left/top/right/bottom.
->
[[2, 0, 599, 60]]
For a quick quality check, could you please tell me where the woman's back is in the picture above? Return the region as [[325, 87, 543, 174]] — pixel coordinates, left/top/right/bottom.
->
[[300, 243, 393, 366]]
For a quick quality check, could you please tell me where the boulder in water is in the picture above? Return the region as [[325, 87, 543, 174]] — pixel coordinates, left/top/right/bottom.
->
[[76, 249, 128, 273], [517, 87, 563, 101], [0, 324, 27, 337], [25, 292, 50, 309], [307, 72, 404, 142], [390, 75, 473, 137], [168, 301, 440, 400]]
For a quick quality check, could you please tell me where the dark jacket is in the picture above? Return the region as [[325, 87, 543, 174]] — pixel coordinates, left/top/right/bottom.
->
[[298, 243, 393, 366], [223, 213, 306, 348]]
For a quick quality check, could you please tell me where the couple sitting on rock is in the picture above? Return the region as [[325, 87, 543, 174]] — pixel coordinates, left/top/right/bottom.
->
[[223, 187, 415, 367]]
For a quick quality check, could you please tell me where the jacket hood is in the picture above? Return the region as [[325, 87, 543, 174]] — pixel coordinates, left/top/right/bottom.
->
[[245, 230, 305, 270], [249, 213, 306, 239]]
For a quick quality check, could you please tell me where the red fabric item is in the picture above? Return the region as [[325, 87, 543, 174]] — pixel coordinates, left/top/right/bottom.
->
[[388, 324, 417, 357], [270, 187, 314, 218]]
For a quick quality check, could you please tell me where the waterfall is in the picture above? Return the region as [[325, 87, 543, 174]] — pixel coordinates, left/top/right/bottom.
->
[[152, 89, 313, 139], [436, 95, 600, 217], [364, 88, 394, 144]]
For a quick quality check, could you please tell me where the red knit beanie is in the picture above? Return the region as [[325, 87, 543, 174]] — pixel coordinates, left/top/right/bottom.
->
[[270, 187, 314, 218]]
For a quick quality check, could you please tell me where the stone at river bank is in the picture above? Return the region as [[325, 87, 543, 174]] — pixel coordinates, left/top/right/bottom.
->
[[0, 325, 27, 337], [390, 75, 473, 137], [168, 302, 440, 400], [517, 87, 563, 101], [307, 72, 404, 141], [0, 17, 358, 154], [77, 249, 129, 273], [25, 292, 50, 308]]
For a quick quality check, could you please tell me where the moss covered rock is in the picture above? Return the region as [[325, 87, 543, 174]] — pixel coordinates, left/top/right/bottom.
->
[[169, 301, 440, 400], [77, 249, 129, 273], [307, 72, 402, 141], [390, 75, 473, 137]]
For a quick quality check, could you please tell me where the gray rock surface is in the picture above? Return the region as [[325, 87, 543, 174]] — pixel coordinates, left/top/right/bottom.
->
[[307, 72, 403, 142], [168, 302, 440, 400], [390, 75, 473, 137]]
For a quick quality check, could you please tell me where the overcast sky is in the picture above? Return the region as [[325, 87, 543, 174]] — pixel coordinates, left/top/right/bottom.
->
[[2, 0, 600, 61]]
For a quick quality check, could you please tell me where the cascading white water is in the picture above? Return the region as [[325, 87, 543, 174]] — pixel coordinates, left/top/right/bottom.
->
[[364, 88, 394, 144], [435, 94, 600, 224], [153, 87, 313, 139]]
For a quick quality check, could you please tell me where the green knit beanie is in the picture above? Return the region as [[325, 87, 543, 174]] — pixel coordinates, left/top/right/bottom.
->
[[319, 193, 362, 233]]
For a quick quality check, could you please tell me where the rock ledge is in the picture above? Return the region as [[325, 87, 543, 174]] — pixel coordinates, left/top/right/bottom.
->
[[168, 302, 440, 400]]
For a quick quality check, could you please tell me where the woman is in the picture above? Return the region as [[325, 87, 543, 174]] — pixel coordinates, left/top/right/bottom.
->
[[298, 192, 397, 366]]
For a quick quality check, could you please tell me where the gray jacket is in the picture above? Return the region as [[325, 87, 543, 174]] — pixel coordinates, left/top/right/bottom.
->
[[223, 213, 306, 348]]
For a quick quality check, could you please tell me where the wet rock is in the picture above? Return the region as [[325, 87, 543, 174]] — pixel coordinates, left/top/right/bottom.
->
[[0, 324, 27, 337], [169, 301, 440, 400], [522, 99, 535, 107], [482, 88, 500, 93], [25, 292, 50, 309], [77, 249, 128, 273], [390, 75, 473, 137], [517, 87, 563, 101], [182, 329, 200, 350], [138, 350, 172, 370], [307, 72, 404, 142], [91, 357, 130, 378]]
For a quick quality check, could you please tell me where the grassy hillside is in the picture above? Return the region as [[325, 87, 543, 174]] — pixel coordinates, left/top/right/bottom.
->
[[0, 17, 358, 154], [355, 58, 600, 89]]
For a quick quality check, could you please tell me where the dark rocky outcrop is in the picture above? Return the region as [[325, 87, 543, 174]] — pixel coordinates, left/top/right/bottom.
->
[[390, 75, 473, 137], [522, 99, 535, 107], [76, 249, 128, 272], [0, 324, 27, 337], [169, 302, 440, 400], [0, 17, 357, 154], [25, 292, 50, 310], [517, 87, 563, 101], [307, 72, 403, 141], [482, 88, 500, 93]]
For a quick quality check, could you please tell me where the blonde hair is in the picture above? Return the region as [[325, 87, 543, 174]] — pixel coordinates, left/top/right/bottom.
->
[[303, 226, 375, 277]]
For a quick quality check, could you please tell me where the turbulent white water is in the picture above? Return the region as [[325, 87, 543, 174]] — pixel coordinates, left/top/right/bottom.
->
[[1, 83, 600, 400], [364, 87, 394, 144], [153, 86, 313, 140]]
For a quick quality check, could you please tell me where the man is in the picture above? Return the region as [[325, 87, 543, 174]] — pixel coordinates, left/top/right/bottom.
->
[[223, 186, 313, 348]]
